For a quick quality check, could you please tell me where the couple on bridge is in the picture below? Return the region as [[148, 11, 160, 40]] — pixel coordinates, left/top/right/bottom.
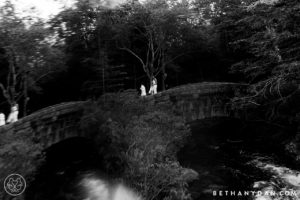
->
[[140, 77, 158, 96], [0, 104, 19, 126]]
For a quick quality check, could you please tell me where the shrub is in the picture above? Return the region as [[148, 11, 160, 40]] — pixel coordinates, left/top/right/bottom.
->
[[0, 129, 44, 200], [81, 90, 198, 200]]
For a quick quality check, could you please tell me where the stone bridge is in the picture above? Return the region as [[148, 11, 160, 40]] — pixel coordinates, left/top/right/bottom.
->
[[0, 82, 245, 148]]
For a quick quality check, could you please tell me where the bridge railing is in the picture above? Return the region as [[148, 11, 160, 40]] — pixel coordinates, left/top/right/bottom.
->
[[0, 101, 87, 133]]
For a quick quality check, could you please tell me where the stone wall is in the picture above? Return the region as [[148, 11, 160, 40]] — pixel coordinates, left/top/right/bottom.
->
[[0, 101, 87, 148], [147, 82, 245, 122], [0, 82, 245, 148]]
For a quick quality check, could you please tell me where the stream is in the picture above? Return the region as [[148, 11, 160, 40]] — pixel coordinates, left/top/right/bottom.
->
[[25, 117, 300, 200], [178, 117, 300, 200]]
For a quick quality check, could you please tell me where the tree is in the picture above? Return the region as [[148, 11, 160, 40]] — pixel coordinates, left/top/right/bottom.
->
[[212, 0, 300, 121], [50, 1, 130, 98], [116, 0, 194, 90], [0, 0, 66, 115], [51, 0, 230, 97], [80, 91, 198, 200]]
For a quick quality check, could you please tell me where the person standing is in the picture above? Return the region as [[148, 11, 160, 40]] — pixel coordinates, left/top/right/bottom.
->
[[152, 77, 158, 94], [149, 77, 158, 95], [6, 104, 19, 124], [149, 81, 154, 95], [0, 113, 5, 126], [140, 84, 146, 96]]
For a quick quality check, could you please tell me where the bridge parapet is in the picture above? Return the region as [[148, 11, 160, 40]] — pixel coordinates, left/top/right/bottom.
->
[[0, 101, 87, 148], [0, 82, 246, 148], [147, 82, 246, 121]]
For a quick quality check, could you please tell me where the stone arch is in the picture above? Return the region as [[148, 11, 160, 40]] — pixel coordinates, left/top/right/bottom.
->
[[0, 101, 88, 149], [0, 82, 245, 148], [146, 82, 243, 122]]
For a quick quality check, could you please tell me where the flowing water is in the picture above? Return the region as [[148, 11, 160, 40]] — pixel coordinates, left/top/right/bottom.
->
[[26, 118, 300, 200], [178, 118, 300, 200], [79, 172, 142, 200]]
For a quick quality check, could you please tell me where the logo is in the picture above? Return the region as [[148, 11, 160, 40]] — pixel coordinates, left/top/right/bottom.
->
[[4, 174, 26, 196]]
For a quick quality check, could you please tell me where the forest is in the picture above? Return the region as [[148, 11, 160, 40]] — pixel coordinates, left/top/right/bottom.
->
[[0, 0, 299, 117], [0, 0, 300, 200]]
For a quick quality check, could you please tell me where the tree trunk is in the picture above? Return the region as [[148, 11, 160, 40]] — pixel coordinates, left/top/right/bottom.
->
[[6, 50, 17, 107], [133, 64, 137, 89], [23, 71, 28, 116], [161, 51, 166, 91]]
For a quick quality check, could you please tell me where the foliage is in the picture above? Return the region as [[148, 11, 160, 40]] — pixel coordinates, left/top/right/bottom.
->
[[207, 0, 300, 122], [49, 0, 222, 100], [50, 1, 125, 97], [0, 0, 66, 115], [80, 91, 197, 200], [199, 0, 300, 160], [0, 129, 44, 200], [115, 0, 194, 87]]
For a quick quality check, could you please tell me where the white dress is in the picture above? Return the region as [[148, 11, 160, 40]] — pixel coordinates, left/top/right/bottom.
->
[[6, 105, 18, 123], [140, 85, 146, 96], [0, 113, 5, 126], [152, 78, 157, 94]]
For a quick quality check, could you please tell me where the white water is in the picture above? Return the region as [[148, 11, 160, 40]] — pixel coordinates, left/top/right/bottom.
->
[[81, 175, 142, 200], [250, 158, 300, 200]]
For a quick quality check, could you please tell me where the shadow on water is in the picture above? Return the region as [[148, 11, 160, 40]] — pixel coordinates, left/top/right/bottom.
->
[[25, 137, 142, 200], [25, 137, 105, 200], [178, 117, 299, 200]]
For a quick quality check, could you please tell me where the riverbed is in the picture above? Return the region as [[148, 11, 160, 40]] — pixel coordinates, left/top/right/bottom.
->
[[25, 117, 300, 200]]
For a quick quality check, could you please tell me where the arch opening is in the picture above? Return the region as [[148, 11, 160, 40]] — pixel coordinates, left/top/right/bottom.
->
[[25, 137, 105, 200]]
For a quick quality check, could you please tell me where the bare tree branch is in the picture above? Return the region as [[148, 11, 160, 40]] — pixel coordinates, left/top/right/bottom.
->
[[120, 47, 151, 78], [120, 47, 145, 66], [0, 83, 11, 105]]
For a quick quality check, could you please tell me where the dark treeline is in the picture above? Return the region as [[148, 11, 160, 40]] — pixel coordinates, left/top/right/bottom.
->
[[1, 1, 300, 199], [0, 0, 231, 114], [0, 0, 299, 125], [45, 0, 231, 105]]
